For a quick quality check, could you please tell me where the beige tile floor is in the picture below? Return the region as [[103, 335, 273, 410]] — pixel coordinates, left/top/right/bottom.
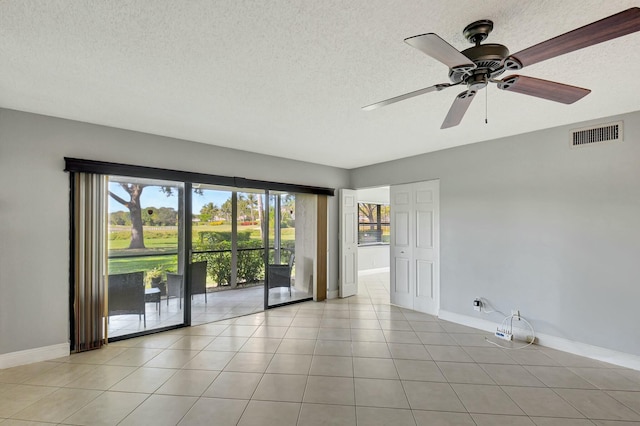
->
[[2, 272, 640, 425]]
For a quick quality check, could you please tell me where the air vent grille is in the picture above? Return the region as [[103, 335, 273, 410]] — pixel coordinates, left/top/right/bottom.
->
[[570, 121, 623, 147]]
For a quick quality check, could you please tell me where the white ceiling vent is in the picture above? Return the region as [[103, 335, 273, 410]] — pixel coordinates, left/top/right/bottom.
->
[[570, 121, 623, 148]]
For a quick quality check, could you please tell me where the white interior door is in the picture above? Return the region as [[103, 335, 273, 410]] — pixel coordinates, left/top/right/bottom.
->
[[339, 189, 358, 298], [390, 180, 439, 315], [390, 184, 413, 308], [412, 181, 439, 314]]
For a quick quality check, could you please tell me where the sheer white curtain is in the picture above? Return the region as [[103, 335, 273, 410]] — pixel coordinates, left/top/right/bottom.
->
[[72, 172, 107, 352]]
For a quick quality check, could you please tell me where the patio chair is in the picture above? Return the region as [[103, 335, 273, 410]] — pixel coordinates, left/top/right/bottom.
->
[[166, 272, 183, 309], [190, 261, 208, 303], [107, 271, 146, 327], [166, 261, 208, 307], [268, 253, 294, 296]]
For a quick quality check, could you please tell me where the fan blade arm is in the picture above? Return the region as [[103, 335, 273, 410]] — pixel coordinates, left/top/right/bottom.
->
[[362, 83, 453, 111], [509, 7, 640, 68], [497, 75, 591, 104], [404, 33, 476, 71], [441, 90, 476, 129]]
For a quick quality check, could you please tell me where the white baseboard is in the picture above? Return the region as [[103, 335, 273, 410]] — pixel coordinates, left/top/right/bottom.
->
[[0, 343, 70, 369], [358, 267, 390, 276], [439, 310, 640, 371], [326, 290, 339, 299], [438, 310, 497, 333]]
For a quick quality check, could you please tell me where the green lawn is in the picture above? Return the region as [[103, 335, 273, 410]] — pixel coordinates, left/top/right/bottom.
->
[[108, 225, 295, 276], [108, 254, 178, 275], [109, 225, 294, 250], [108, 239, 178, 250]]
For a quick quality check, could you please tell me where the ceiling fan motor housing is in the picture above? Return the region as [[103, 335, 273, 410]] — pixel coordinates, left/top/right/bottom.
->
[[449, 43, 510, 85]]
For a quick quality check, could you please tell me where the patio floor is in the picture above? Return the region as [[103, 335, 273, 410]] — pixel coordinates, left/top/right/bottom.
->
[[108, 284, 312, 338]]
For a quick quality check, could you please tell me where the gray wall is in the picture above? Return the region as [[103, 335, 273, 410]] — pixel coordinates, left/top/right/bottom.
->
[[0, 108, 349, 355], [351, 111, 640, 356], [358, 245, 389, 271], [4, 105, 639, 359]]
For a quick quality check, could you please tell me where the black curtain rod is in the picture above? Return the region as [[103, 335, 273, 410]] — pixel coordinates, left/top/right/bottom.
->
[[64, 157, 335, 196]]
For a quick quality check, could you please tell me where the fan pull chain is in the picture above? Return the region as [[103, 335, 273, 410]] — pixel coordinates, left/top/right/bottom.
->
[[485, 86, 488, 124]]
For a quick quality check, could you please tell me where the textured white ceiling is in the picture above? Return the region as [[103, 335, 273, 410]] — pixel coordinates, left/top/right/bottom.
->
[[1, 1, 640, 168]]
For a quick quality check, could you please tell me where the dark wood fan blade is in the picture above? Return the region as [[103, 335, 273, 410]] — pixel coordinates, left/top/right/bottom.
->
[[511, 7, 640, 68], [441, 90, 476, 129], [497, 75, 591, 104], [362, 83, 452, 111], [404, 33, 476, 70]]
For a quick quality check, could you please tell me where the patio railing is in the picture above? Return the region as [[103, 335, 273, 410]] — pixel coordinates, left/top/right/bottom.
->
[[108, 246, 293, 287]]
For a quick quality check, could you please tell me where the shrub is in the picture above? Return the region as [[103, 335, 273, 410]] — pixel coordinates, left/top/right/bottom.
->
[[195, 234, 266, 285], [198, 230, 252, 245], [109, 231, 131, 240], [193, 241, 232, 286], [144, 230, 177, 239], [144, 266, 164, 286], [268, 243, 295, 265], [283, 219, 295, 228], [237, 240, 264, 283]]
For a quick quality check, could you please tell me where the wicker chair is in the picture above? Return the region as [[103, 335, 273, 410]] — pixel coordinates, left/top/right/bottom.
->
[[166, 261, 208, 308], [268, 253, 294, 296], [190, 261, 208, 303], [107, 271, 146, 326]]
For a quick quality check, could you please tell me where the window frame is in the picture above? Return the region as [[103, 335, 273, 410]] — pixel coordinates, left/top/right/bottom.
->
[[357, 202, 390, 246]]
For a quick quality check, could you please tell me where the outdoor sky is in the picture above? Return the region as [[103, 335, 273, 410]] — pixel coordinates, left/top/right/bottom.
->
[[108, 183, 232, 214]]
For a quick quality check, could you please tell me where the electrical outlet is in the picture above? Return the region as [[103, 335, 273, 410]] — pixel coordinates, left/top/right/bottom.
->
[[473, 298, 482, 312], [511, 309, 520, 320]]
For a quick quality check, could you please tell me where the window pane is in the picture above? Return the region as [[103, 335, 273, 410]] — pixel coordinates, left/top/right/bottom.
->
[[107, 176, 185, 338], [268, 192, 313, 307], [358, 202, 390, 245], [190, 186, 265, 325]]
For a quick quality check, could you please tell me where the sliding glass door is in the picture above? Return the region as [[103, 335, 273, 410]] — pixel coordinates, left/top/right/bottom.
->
[[105, 180, 317, 337], [190, 185, 266, 325], [106, 176, 186, 338], [67, 157, 333, 346], [266, 192, 314, 307]]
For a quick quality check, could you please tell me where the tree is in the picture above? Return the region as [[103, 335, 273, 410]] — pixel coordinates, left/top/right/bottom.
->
[[237, 194, 249, 221], [246, 193, 258, 222], [281, 194, 295, 227], [200, 202, 219, 223], [156, 207, 178, 226], [109, 183, 147, 249], [220, 199, 233, 222], [109, 183, 191, 249], [359, 203, 378, 230], [109, 210, 130, 226], [256, 194, 264, 238], [379, 205, 390, 223], [142, 207, 157, 226]]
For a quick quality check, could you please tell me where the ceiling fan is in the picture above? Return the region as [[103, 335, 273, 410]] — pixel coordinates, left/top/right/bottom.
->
[[363, 7, 640, 129]]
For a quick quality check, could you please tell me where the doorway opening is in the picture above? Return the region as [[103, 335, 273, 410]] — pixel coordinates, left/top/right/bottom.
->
[[344, 182, 440, 316]]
